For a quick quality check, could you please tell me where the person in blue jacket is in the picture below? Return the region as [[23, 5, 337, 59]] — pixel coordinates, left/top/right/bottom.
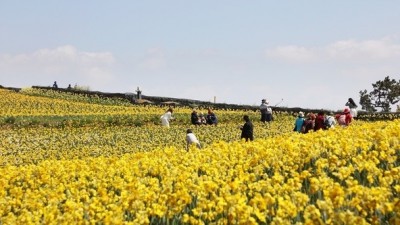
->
[[294, 111, 305, 133], [206, 108, 218, 125]]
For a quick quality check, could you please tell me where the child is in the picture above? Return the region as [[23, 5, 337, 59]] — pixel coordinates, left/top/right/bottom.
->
[[199, 113, 207, 125], [186, 129, 201, 150]]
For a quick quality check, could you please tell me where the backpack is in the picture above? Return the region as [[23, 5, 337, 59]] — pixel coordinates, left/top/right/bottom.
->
[[338, 114, 346, 125], [266, 106, 272, 114]]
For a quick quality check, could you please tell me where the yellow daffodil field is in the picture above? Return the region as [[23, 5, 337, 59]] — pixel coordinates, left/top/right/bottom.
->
[[0, 88, 399, 224]]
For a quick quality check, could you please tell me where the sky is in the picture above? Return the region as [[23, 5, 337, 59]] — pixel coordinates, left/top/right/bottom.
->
[[1, 1, 400, 111]]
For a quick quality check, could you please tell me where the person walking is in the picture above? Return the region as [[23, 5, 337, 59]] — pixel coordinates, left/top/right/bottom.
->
[[240, 115, 254, 141]]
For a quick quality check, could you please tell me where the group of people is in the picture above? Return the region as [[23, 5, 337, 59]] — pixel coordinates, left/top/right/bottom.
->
[[52, 81, 73, 90], [198, 97, 357, 147], [237, 98, 273, 142], [191, 109, 218, 126], [163, 97, 359, 149], [160, 108, 219, 128], [160, 107, 218, 128], [185, 114, 255, 151], [294, 111, 336, 133], [293, 98, 357, 133], [159, 107, 217, 150]]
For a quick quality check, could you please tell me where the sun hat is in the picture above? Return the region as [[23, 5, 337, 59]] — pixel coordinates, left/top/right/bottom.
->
[[343, 108, 350, 113], [262, 99, 269, 104], [298, 111, 304, 117]]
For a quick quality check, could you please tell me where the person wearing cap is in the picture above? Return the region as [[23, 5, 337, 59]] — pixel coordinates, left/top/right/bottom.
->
[[294, 111, 305, 133], [260, 99, 273, 123], [186, 129, 201, 150], [336, 108, 352, 126]]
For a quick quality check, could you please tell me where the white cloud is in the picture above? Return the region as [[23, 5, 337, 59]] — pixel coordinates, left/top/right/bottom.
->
[[1, 45, 114, 67], [266, 45, 318, 63], [326, 38, 400, 61], [0, 45, 116, 89], [266, 36, 400, 63]]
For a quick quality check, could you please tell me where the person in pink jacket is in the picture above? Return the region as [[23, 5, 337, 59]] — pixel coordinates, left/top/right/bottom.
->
[[336, 108, 352, 127]]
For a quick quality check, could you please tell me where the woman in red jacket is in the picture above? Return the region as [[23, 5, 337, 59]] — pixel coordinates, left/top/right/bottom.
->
[[336, 108, 352, 127]]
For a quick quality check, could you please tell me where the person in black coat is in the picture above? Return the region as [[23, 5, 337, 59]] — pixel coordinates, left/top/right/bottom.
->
[[206, 108, 218, 125], [240, 115, 254, 142], [191, 109, 201, 125]]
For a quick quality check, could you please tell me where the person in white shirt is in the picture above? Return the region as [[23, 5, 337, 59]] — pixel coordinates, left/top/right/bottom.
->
[[160, 108, 174, 127], [186, 129, 201, 151], [324, 112, 336, 129], [345, 98, 358, 118]]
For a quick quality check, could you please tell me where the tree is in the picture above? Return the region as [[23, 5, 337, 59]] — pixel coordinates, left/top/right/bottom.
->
[[359, 90, 376, 112], [359, 76, 400, 112]]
